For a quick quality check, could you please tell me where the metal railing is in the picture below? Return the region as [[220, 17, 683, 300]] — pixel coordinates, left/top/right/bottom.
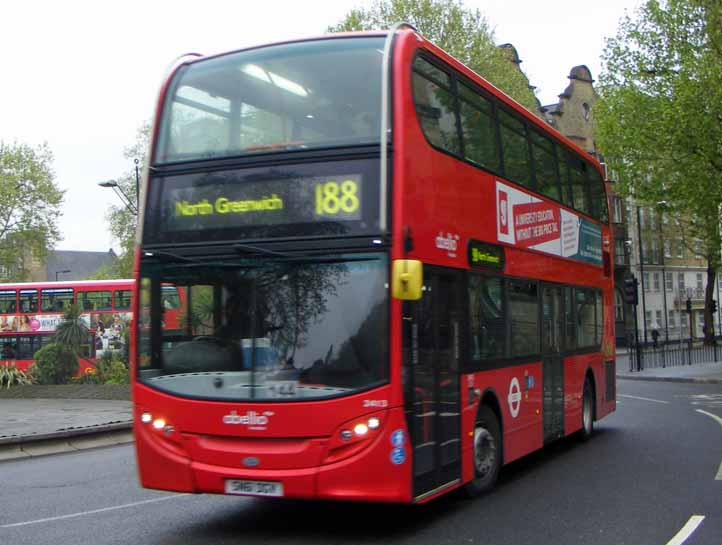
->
[[625, 339, 720, 371]]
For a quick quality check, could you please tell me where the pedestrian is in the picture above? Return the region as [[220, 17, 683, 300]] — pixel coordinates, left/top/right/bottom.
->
[[651, 324, 660, 349]]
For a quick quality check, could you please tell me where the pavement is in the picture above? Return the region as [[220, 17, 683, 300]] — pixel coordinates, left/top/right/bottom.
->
[[1, 354, 720, 462]]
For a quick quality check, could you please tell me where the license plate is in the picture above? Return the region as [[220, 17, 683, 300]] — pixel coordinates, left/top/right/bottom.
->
[[224, 479, 283, 497]]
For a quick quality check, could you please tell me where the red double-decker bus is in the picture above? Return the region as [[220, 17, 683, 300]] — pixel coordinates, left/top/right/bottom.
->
[[0, 279, 136, 372], [133, 26, 615, 503]]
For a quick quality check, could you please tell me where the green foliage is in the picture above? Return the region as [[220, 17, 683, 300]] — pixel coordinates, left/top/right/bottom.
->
[[30, 343, 78, 385], [54, 304, 91, 353], [596, 0, 722, 343], [106, 122, 151, 279], [0, 141, 64, 281], [93, 351, 130, 384], [0, 362, 33, 388], [328, 0, 540, 114]]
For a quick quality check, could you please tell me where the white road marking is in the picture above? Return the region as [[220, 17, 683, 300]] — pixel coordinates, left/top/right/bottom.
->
[[695, 410, 722, 480], [695, 409, 722, 427], [665, 515, 705, 545], [0, 494, 190, 528], [618, 394, 669, 404]]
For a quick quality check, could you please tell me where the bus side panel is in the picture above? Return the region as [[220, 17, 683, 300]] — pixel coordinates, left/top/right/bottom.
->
[[465, 364, 544, 469]]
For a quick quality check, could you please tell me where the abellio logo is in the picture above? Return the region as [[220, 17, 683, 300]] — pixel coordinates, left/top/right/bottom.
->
[[222, 410, 274, 428]]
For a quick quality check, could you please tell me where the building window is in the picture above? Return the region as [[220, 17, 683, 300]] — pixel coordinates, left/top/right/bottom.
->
[[665, 272, 673, 292], [612, 198, 623, 224], [696, 273, 703, 290], [676, 239, 684, 258], [668, 310, 676, 327], [694, 239, 703, 258], [645, 310, 651, 329], [680, 312, 688, 329], [653, 272, 660, 292], [655, 310, 662, 328], [678, 273, 685, 291], [643, 272, 650, 292], [614, 239, 626, 265], [664, 240, 672, 259]]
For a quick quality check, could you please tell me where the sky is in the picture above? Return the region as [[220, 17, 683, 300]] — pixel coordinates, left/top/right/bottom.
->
[[0, 0, 642, 254]]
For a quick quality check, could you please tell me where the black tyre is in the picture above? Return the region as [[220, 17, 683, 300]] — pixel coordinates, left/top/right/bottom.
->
[[464, 405, 502, 497], [579, 378, 595, 441]]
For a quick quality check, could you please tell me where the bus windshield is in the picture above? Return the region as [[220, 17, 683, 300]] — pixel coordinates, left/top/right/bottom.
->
[[137, 253, 388, 401], [155, 37, 385, 164]]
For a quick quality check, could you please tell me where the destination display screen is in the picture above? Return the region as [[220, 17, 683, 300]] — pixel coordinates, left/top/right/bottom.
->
[[467, 239, 505, 271], [145, 158, 381, 243]]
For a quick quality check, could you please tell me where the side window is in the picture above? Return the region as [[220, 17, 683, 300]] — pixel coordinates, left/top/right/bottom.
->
[[41, 288, 74, 313], [0, 290, 17, 314], [509, 280, 539, 357], [161, 286, 181, 309], [458, 82, 500, 173], [564, 286, 575, 350], [588, 167, 609, 222], [576, 288, 597, 348], [468, 275, 506, 362], [412, 57, 461, 156], [531, 130, 560, 201], [568, 156, 591, 216], [595, 290, 604, 345], [499, 109, 532, 189], [114, 290, 132, 310], [80, 290, 112, 311], [19, 289, 38, 313]]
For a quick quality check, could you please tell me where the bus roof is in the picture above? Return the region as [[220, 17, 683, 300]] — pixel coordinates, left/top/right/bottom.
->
[[0, 279, 134, 290]]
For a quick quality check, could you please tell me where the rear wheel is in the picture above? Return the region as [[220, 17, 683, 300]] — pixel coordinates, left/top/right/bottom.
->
[[579, 379, 595, 441], [464, 406, 501, 497]]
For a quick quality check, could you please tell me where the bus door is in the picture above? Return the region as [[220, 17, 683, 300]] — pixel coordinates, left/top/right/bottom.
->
[[541, 284, 565, 443], [404, 268, 462, 500]]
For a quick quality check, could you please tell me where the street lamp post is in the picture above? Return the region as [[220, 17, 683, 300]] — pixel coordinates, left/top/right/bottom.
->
[[98, 179, 138, 215], [55, 269, 71, 281], [657, 201, 669, 344], [636, 206, 649, 345]]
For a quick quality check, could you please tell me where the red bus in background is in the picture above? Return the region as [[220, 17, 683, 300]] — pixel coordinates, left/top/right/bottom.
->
[[133, 26, 615, 504], [0, 279, 182, 373]]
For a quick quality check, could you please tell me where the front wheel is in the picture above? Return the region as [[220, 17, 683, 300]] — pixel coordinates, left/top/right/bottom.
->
[[579, 379, 595, 441], [464, 406, 501, 497]]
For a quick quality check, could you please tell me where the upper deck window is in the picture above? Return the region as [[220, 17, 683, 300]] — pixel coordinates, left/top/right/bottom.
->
[[155, 37, 385, 164]]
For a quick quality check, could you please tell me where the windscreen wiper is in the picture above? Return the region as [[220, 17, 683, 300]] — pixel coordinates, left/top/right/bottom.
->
[[142, 250, 203, 263], [233, 243, 295, 258]]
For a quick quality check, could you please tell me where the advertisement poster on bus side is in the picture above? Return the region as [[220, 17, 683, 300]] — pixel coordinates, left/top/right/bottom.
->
[[496, 181, 602, 265]]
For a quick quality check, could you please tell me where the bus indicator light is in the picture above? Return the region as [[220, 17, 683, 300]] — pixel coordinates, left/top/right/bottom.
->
[[152, 418, 167, 430], [140, 412, 152, 424]]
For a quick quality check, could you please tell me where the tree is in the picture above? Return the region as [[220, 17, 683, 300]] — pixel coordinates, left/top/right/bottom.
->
[[595, 0, 722, 344], [54, 303, 92, 359], [328, 0, 540, 114], [103, 122, 151, 278], [0, 141, 64, 281]]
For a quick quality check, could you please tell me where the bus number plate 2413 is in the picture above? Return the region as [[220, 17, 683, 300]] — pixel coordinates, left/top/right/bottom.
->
[[224, 479, 284, 497]]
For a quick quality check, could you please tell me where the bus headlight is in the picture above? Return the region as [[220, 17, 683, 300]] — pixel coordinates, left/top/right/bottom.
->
[[325, 411, 387, 464]]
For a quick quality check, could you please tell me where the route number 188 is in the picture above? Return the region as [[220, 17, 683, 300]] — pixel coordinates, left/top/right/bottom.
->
[[315, 180, 360, 216]]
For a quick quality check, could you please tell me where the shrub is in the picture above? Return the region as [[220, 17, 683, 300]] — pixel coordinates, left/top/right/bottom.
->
[[94, 352, 130, 384], [0, 362, 33, 388], [31, 343, 79, 385]]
